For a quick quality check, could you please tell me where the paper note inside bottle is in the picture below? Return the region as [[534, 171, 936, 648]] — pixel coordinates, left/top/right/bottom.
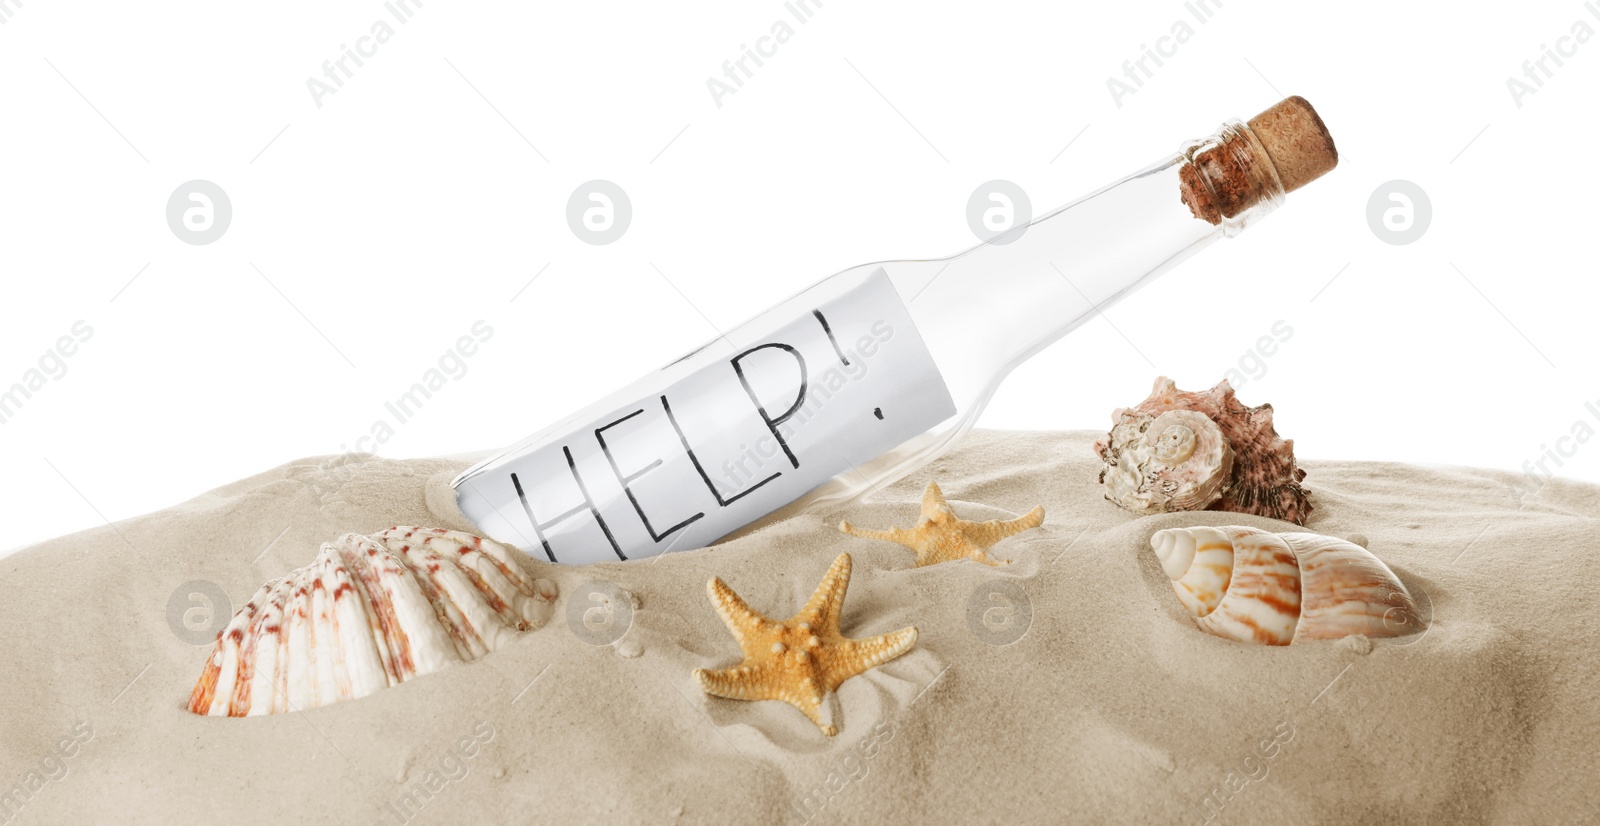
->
[[452, 267, 955, 564]]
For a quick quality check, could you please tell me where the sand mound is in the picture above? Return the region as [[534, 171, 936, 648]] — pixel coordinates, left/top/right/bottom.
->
[[0, 431, 1595, 824]]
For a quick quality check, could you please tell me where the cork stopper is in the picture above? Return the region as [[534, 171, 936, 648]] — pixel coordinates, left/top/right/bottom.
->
[[1246, 96, 1338, 193], [1178, 96, 1339, 225]]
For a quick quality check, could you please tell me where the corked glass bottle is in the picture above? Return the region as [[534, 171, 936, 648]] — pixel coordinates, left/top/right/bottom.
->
[[455, 96, 1339, 564]]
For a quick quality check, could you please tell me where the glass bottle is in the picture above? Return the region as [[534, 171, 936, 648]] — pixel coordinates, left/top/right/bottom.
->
[[454, 96, 1338, 564]]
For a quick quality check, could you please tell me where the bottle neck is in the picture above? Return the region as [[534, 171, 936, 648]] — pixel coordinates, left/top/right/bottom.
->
[[896, 119, 1288, 414]]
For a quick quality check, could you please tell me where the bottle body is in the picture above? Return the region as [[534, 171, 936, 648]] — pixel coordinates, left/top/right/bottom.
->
[[454, 119, 1287, 564]]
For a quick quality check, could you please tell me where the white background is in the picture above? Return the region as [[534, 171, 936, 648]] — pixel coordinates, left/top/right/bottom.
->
[[2, 0, 1596, 554]]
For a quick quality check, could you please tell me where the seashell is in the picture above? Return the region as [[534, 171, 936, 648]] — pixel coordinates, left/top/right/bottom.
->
[[1148, 525, 1423, 645], [1098, 409, 1233, 516], [187, 527, 556, 716], [1095, 376, 1311, 525]]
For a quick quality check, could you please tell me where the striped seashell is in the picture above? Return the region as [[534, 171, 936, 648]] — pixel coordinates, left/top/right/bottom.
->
[[187, 527, 557, 716], [1149, 526, 1422, 645]]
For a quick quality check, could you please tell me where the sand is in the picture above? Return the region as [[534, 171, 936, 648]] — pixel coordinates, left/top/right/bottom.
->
[[1, 430, 1597, 825]]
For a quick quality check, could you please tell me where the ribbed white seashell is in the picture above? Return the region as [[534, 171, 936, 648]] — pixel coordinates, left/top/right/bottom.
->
[[1101, 408, 1234, 514], [188, 527, 557, 716], [1149, 526, 1423, 645]]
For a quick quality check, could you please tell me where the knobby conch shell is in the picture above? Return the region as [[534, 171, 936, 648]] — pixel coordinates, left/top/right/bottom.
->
[[1149, 526, 1423, 645], [1095, 376, 1311, 525], [188, 527, 557, 716]]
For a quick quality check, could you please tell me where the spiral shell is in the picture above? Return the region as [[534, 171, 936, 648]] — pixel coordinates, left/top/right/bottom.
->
[[1148, 526, 1423, 645], [1096, 377, 1311, 525], [1100, 408, 1234, 515], [187, 527, 556, 716]]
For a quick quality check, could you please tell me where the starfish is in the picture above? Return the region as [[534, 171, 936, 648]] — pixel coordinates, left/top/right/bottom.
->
[[693, 553, 917, 736], [839, 481, 1045, 567]]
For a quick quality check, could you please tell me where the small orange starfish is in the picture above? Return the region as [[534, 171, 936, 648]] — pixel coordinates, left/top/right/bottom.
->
[[839, 481, 1045, 567], [693, 553, 917, 736]]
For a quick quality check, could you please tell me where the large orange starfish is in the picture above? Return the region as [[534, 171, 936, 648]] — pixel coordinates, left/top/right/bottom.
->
[[693, 553, 917, 736], [839, 481, 1045, 567]]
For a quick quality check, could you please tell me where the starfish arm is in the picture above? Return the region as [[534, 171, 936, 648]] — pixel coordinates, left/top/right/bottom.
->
[[696, 662, 837, 735], [798, 554, 852, 630], [919, 481, 951, 520], [792, 693, 836, 737], [825, 626, 919, 687], [706, 577, 765, 646], [693, 661, 785, 702], [839, 521, 911, 545], [968, 551, 1004, 567], [960, 505, 1045, 546]]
